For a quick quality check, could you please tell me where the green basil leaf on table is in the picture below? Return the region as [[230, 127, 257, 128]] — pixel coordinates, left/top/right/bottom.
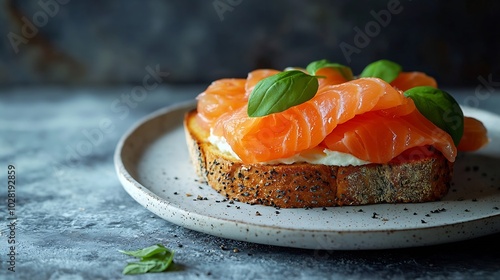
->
[[123, 260, 160, 275], [360, 59, 402, 83], [120, 244, 175, 275], [404, 86, 464, 146], [248, 70, 319, 117]]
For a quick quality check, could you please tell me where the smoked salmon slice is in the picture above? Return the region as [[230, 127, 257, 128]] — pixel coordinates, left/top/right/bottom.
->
[[390, 72, 437, 91], [196, 70, 279, 130], [322, 101, 457, 163], [315, 67, 350, 87], [457, 117, 489, 151], [196, 78, 247, 130], [214, 78, 409, 163], [245, 69, 281, 93]]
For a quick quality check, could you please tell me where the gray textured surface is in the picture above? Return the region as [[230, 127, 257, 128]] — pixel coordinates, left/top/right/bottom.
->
[[1, 86, 500, 279]]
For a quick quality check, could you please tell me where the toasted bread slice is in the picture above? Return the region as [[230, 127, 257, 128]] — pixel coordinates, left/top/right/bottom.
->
[[184, 109, 453, 208]]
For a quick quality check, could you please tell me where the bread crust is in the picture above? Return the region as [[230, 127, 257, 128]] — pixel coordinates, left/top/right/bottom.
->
[[184, 109, 453, 208]]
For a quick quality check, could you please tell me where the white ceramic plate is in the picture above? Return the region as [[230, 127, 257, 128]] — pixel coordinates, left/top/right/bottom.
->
[[114, 101, 500, 250]]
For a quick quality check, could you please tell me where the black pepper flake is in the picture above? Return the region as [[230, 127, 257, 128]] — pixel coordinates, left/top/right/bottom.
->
[[275, 211, 280, 214], [372, 212, 379, 219], [494, 207, 499, 210], [358, 209, 364, 213], [174, 192, 178, 195], [425, 214, 430, 217], [403, 208, 408, 211], [255, 211, 262, 216], [226, 205, 231, 208], [472, 198, 478, 202], [421, 220, 427, 224], [174, 177, 179, 180], [236, 206, 240, 209], [322, 207, 327, 211], [413, 212, 418, 215], [465, 209, 470, 212], [430, 208, 446, 214]]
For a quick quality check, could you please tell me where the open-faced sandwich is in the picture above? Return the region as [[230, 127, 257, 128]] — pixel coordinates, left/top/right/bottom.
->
[[184, 59, 489, 208]]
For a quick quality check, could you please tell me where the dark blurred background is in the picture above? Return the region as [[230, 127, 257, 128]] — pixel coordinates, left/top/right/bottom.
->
[[1, 0, 499, 88]]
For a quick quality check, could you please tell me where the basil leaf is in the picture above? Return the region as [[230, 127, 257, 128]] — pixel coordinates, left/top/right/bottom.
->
[[123, 260, 159, 275], [248, 70, 319, 117], [119, 244, 167, 258], [122, 258, 173, 275], [404, 86, 464, 146], [120, 244, 175, 275], [360, 59, 402, 83], [142, 251, 175, 273], [306, 59, 353, 80]]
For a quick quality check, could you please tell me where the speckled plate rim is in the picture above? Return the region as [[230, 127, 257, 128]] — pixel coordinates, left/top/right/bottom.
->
[[114, 101, 500, 250]]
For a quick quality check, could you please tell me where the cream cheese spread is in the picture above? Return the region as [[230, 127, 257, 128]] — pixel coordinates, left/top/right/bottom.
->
[[208, 130, 370, 166]]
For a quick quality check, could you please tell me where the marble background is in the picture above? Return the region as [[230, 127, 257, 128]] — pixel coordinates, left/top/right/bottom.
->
[[0, 0, 499, 87]]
